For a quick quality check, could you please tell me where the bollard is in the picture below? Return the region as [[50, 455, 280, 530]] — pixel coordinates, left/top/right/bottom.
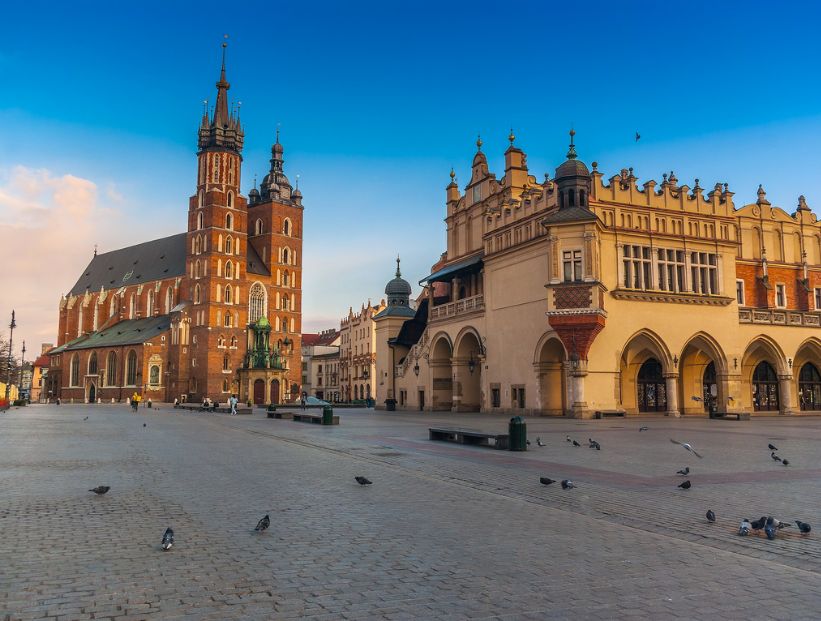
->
[[509, 416, 527, 451], [322, 405, 334, 425]]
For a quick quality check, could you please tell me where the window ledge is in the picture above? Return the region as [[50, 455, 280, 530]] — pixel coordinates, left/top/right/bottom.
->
[[611, 289, 734, 306]]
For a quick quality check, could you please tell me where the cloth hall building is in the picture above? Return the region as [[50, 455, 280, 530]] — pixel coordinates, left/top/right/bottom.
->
[[376, 131, 821, 417], [47, 49, 304, 405]]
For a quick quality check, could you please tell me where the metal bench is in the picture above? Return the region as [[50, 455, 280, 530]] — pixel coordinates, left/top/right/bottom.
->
[[428, 427, 509, 450]]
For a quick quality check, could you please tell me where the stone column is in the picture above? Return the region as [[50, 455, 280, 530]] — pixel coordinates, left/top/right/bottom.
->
[[778, 374, 794, 415], [664, 373, 680, 417]]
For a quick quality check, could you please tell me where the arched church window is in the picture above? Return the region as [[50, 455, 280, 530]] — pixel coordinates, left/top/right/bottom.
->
[[249, 282, 266, 323]]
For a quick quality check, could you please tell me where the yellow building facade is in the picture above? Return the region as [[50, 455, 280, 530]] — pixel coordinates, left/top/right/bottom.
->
[[376, 132, 821, 417]]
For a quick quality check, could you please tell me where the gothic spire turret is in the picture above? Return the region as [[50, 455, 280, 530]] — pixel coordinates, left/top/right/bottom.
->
[[198, 39, 244, 154]]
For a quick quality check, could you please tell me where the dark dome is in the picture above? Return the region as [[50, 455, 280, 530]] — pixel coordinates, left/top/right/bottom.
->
[[385, 275, 411, 297], [555, 158, 590, 179]]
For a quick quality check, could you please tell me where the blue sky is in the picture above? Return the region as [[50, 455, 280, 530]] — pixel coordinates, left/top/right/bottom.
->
[[2, 0, 821, 351]]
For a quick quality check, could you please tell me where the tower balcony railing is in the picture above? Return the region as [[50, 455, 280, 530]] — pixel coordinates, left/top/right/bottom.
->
[[430, 294, 484, 322]]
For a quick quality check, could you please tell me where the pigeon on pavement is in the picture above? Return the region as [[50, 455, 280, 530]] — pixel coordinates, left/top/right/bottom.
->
[[89, 486, 110, 495], [670, 439, 703, 458], [765, 517, 777, 540], [768, 443, 778, 451], [771, 452, 782, 462], [639, 426, 649, 432], [678, 480, 691, 489], [706, 510, 716, 523], [796, 520, 812, 534], [536, 437, 546, 447], [539, 477, 556, 486], [255, 514, 270, 532], [738, 519, 752, 536], [161, 527, 174, 550], [676, 467, 690, 476], [355, 476, 373, 486], [750, 516, 767, 532]]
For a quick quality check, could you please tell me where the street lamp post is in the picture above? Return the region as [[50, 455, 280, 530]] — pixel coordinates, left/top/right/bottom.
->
[[5, 310, 16, 401], [19, 340, 26, 400]]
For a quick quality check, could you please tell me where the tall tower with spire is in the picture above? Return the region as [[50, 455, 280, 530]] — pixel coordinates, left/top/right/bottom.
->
[[185, 40, 249, 398]]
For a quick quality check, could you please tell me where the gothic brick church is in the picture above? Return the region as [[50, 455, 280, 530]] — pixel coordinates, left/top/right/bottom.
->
[[48, 45, 303, 405]]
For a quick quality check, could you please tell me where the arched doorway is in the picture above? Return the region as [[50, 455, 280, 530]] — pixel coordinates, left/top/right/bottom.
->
[[752, 361, 779, 412], [270, 379, 280, 404], [702, 362, 717, 414], [454, 330, 482, 412], [638, 359, 666, 412], [88, 382, 97, 404], [799, 363, 821, 411], [253, 379, 265, 405], [536, 336, 566, 416], [429, 336, 453, 411]]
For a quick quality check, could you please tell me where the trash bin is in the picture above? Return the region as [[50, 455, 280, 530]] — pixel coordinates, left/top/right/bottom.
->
[[509, 416, 527, 451], [322, 405, 334, 425]]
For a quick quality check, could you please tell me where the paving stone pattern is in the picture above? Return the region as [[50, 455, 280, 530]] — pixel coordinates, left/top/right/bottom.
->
[[2, 404, 821, 620]]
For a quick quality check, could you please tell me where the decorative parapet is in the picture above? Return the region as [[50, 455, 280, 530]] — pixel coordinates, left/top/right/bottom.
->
[[611, 289, 734, 306], [429, 294, 484, 322], [738, 308, 821, 327]]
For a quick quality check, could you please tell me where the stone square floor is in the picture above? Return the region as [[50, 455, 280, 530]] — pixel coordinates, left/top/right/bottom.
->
[[2, 403, 821, 620]]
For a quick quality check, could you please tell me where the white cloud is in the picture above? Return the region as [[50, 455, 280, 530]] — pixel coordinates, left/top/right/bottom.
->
[[0, 166, 156, 352]]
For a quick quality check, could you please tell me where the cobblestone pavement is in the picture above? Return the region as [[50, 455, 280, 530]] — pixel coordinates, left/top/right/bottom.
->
[[2, 404, 821, 620]]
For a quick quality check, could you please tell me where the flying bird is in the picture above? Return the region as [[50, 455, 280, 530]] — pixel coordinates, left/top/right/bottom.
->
[[768, 443, 778, 451], [670, 439, 703, 458], [676, 467, 690, 476], [678, 480, 691, 490], [536, 437, 546, 447], [796, 520, 812, 534], [539, 477, 556, 486], [561, 479, 575, 490], [771, 452, 782, 462], [255, 514, 270, 532], [706, 510, 716, 523], [161, 527, 174, 551], [355, 476, 373, 486], [89, 486, 110, 495], [738, 519, 752, 536]]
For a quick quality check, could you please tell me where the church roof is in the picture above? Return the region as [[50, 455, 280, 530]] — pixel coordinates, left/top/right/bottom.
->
[[49, 316, 172, 353], [68, 233, 187, 296]]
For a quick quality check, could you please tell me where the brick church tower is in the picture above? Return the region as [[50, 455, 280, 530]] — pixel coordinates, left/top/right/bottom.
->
[[186, 41, 249, 397]]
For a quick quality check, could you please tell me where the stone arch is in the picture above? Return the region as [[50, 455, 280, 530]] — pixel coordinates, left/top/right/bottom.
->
[[453, 327, 482, 412], [741, 335, 788, 413], [534, 331, 567, 416], [429, 332, 453, 411], [619, 329, 674, 415], [678, 332, 728, 415]]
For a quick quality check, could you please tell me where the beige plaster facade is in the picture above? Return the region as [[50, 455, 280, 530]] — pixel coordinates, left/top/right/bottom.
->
[[376, 132, 821, 418]]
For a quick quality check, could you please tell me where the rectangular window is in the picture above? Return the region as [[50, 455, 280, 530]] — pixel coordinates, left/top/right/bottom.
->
[[775, 284, 786, 308], [690, 251, 719, 295], [736, 280, 745, 305], [562, 250, 582, 282]]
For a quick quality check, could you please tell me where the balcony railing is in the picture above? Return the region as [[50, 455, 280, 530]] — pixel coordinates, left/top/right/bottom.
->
[[738, 308, 821, 327], [430, 294, 484, 321]]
